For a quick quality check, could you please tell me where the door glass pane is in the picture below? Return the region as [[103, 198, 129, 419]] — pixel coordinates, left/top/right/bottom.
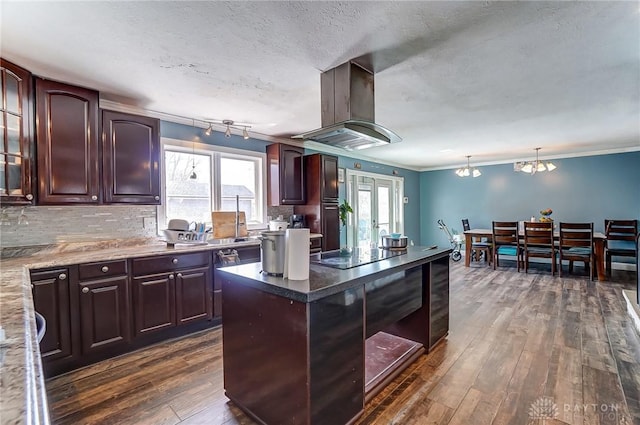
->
[[0, 154, 6, 195], [5, 73, 19, 114], [357, 185, 372, 249], [7, 154, 22, 194], [6, 114, 21, 154], [220, 157, 258, 223], [377, 186, 391, 236], [164, 150, 212, 224]]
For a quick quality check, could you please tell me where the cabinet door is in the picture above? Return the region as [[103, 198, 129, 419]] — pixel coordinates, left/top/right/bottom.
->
[[0, 59, 34, 205], [36, 78, 99, 204], [102, 110, 160, 204], [79, 275, 131, 354], [321, 203, 340, 251], [321, 155, 339, 203], [133, 273, 176, 335], [30, 269, 73, 361], [176, 266, 212, 325], [281, 146, 305, 204], [267, 144, 305, 206]]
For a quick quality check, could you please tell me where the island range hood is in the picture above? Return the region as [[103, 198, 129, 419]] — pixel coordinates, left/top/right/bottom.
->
[[293, 61, 401, 151]]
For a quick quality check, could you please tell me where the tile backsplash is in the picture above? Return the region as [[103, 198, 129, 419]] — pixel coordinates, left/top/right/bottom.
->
[[0, 205, 157, 248], [0, 205, 297, 249]]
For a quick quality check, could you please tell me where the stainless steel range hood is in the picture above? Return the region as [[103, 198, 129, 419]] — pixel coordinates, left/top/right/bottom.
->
[[293, 61, 401, 150]]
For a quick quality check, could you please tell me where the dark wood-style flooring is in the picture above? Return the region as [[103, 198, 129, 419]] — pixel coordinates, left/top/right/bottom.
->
[[46, 261, 640, 425]]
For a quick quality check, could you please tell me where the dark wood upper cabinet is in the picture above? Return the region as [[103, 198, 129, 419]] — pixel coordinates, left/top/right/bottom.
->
[[294, 153, 340, 251], [267, 143, 305, 206], [302, 153, 339, 204], [0, 59, 35, 205], [102, 110, 160, 204], [35, 78, 99, 204]]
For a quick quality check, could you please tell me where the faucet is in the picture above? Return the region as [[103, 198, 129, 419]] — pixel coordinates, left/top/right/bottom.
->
[[234, 195, 246, 241]]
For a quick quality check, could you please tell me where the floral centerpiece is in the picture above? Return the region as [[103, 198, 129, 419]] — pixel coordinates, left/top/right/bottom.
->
[[539, 208, 553, 223]]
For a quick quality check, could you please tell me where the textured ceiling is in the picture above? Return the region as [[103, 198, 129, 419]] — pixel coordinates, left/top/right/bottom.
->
[[1, 1, 639, 170]]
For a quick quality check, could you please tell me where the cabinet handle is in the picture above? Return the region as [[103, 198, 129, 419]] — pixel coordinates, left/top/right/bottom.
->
[[26, 194, 33, 201], [168, 274, 175, 280], [101, 266, 109, 273], [172, 258, 178, 264], [177, 273, 183, 278], [58, 273, 67, 280], [82, 287, 89, 294], [91, 195, 98, 201], [154, 195, 160, 201]]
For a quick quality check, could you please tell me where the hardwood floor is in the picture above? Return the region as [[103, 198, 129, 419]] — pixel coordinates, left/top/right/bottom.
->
[[46, 261, 640, 425]]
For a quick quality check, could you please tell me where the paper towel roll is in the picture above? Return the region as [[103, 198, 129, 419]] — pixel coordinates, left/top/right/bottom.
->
[[286, 228, 310, 280]]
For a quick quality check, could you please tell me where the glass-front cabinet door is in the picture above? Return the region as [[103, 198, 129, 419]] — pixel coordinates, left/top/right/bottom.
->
[[0, 59, 34, 205]]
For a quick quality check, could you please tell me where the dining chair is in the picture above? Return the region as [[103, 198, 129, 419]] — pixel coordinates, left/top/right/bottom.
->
[[523, 221, 556, 275], [462, 218, 491, 264], [492, 221, 521, 271], [558, 222, 594, 280], [605, 219, 638, 274]]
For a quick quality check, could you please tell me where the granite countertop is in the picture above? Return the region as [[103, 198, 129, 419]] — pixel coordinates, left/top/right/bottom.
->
[[0, 233, 322, 424], [216, 246, 451, 303]]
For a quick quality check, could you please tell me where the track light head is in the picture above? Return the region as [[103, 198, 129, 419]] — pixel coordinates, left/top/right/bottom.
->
[[223, 120, 233, 138], [243, 127, 249, 140], [204, 124, 212, 136]]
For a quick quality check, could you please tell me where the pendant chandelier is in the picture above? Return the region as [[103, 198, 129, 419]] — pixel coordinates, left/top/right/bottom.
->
[[514, 148, 556, 174], [455, 155, 481, 178]]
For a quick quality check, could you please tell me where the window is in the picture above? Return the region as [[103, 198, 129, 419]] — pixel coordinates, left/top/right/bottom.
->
[[159, 138, 265, 231]]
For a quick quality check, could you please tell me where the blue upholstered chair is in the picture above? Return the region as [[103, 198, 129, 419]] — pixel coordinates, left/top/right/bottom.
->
[[492, 221, 521, 271], [559, 222, 594, 280], [605, 219, 638, 274]]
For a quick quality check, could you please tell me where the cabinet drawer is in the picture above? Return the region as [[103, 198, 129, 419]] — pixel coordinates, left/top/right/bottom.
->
[[79, 260, 128, 280], [132, 251, 210, 276], [310, 238, 322, 249]]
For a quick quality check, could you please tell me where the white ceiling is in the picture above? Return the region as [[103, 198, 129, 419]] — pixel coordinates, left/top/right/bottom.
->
[[2, 1, 639, 170]]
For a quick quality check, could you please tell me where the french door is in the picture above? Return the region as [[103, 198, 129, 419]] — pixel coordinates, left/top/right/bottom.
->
[[346, 170, 403, 249]]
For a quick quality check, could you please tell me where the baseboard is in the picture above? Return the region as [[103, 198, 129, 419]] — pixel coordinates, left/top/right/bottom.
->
[[461, 250, 637, 271]]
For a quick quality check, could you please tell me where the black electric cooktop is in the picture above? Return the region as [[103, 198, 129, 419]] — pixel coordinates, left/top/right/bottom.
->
[[311, 247, 407, 270]]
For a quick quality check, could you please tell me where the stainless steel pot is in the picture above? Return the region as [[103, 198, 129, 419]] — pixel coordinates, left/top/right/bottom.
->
[[380, 235, 408, 249], [259, 231, 287, 276]]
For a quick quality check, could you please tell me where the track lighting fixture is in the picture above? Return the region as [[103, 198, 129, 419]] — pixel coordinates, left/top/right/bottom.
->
[[243, 127, 249, 140], [455, 156, 481, 178], [204, 123, 212, 136]]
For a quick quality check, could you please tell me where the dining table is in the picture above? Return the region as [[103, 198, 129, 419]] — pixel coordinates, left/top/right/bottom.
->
[[463, 229, 607, 281]]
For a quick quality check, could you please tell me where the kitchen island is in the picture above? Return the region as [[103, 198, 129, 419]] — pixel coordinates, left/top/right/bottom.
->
[[216, 246, 451, 425]]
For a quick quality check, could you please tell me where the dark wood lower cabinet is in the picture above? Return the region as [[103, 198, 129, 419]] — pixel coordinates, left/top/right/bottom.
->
[[32, 250, 217, 377], [79, 275, 131, 354], [133, 273, 176, 336], [176, 266, 212, 325], [30, 268, 74, 361]]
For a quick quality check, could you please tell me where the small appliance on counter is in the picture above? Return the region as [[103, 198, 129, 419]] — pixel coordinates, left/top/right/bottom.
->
[[268, 219, 288, 231], [289, 214, 306, 228]]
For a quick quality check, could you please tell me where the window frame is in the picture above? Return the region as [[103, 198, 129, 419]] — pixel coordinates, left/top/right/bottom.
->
[[159, 137, 267, 232]]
